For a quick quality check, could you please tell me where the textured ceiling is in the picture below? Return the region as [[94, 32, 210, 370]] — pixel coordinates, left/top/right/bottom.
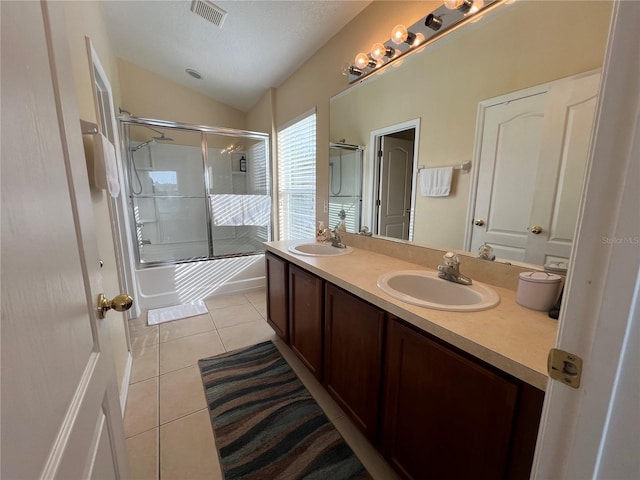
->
[[100, 1, 371, 112]]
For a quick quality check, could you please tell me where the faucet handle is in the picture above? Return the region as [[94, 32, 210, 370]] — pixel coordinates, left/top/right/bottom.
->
[[443, 252, 459, 266]]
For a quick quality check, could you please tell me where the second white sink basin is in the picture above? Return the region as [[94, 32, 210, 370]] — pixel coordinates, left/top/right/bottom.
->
[[377, 270, 500, 311], [288, 242, 353, 256]]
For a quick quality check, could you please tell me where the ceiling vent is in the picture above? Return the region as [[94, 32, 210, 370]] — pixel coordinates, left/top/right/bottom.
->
[[190, 0, 227, 28]]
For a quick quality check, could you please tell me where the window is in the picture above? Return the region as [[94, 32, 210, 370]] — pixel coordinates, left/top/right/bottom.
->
[[277, 111, 316, 240]]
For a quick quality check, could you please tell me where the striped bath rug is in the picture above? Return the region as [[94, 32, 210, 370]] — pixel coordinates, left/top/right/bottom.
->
[[198, 341, 371, 480]]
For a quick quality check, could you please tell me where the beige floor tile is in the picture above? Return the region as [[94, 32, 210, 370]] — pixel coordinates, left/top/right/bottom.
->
[[126, 427, 158, 480], [159, 365, 207, 425], [217, 320, 277, 352], [158, 314, 215, 343], [332, 416, 400, 480], [129, 325, 159, 350], [204, 294, 248, 310], [129, 311, 148, 327], [159, 330, 225, 374], [130, 344, 158, 384], [273, 340, 346, 422], [244, 289, 266, 307], [124, 377, 158, 438], [255, 303, 268, 320], [210, 303, 263, 329], [160, 409, 223, 480]]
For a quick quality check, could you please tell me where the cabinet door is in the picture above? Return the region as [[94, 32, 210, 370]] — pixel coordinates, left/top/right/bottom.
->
[[383, 318, 518, 480], [289, 264, 324, 380], [324, 283, 385, 444], [265, 252, 288, 342]]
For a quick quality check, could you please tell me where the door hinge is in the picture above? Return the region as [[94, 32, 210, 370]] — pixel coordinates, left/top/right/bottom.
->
[[375, 199, 381, 206], [547, 348, 583, 389], [377, 150, 383, 158]]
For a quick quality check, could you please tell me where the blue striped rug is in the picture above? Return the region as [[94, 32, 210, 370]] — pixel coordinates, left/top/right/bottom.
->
[[198, 341, 371, 480]]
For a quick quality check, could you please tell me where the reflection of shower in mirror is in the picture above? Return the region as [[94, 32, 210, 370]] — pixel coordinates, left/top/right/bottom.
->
[[328, 143, 364, 233], [329, 154, 342, 195]]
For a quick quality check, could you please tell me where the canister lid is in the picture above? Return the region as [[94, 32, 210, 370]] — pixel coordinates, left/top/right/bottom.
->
[[519, 271, 562, 284]]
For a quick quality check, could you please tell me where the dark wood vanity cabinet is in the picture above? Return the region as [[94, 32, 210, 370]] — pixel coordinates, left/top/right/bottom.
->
[[382, 317, 544, 480], [264, 253, 544, 479], [324, 283, 385, 444], [265, 252, 288, 342], [289, 264, 324, 380]]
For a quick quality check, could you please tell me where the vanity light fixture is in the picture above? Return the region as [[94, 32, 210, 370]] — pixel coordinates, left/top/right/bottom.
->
[[344, 0, 503, 84]]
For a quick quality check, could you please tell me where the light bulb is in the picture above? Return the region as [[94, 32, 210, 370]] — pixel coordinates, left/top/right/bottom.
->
[[371, 43, 386, 61], [341, 64, 362, 77], [391, 24, 408, 45], [468, 0, 485, 15], [412, 32, 425, 47], [444, 0, 463, 9], [355, 53, 374, 69], [444, 0, 473, 13]]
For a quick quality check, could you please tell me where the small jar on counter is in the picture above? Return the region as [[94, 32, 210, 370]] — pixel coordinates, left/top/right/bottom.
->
[[516, 272, 562, 311]]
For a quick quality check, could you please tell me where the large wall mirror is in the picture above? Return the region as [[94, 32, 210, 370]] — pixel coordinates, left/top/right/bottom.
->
[[329, 0, 613, 268]]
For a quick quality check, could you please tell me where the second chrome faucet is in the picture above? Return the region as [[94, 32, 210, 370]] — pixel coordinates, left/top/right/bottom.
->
[[438, 252, 473, 285]]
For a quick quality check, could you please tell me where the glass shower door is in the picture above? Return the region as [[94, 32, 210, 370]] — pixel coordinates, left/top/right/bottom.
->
[[207, 133, 271, 256], [127, 125, 208, 264]]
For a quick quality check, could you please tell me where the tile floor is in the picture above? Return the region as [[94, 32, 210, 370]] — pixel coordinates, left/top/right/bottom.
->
[[125, 289, 399, 480]]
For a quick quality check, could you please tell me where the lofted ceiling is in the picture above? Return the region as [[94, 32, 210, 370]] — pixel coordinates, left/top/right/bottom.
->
[[100, 0, 371, 112]]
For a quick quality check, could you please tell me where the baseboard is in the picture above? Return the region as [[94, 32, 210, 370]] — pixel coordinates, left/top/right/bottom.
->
[[120, 352, 132, 416]]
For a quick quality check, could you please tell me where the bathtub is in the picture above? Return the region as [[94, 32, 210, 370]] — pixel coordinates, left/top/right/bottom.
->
[[135, 253, 266, 311]]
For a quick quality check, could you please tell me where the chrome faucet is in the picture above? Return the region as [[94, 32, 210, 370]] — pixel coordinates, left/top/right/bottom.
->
[[438, 252, 473, 285], [329, 229, 347, 249]]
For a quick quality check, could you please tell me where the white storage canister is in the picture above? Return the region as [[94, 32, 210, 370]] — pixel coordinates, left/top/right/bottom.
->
[[516, 272, 562, 311]]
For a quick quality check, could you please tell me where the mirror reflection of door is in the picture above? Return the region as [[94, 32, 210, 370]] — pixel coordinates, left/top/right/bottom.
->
[[376, 130, 415, 240], [470, 72, 600, 265]]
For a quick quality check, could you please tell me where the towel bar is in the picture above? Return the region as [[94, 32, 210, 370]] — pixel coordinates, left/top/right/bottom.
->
[[418, 160, 471, 173]]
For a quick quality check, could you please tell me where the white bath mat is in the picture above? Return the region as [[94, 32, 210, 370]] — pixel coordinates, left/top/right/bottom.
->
[[147, 300, 209, 326]]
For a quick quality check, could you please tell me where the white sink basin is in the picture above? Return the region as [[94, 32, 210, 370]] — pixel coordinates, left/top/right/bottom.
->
[[377, 270, 500, 311], [288, 242, 353, 256]]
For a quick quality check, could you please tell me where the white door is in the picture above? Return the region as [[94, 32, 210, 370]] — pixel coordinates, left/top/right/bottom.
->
[[377, 137, 413, 240], [470, 73, 599, 264], [533, 1, 640, 477], [526, 72, 600, 264], [1, 2, 129, 479], [470, 92, 548, 260]]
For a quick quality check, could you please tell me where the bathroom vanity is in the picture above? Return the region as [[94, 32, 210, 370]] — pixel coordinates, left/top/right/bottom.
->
[[264, 239, 557, 480]]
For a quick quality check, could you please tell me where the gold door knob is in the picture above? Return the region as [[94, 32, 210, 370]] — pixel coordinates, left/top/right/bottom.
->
[[474, 219, 485, 226], [530, 225, 543, 234], [98, 293, 133, 319]]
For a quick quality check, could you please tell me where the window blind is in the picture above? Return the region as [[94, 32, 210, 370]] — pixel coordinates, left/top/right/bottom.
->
[[277, 112, 316, 240]]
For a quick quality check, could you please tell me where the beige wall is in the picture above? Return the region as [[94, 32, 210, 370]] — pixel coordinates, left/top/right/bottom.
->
[[329, 0, 611, 249], [62, 1, 129, 393], [118, 59, 246, 129]]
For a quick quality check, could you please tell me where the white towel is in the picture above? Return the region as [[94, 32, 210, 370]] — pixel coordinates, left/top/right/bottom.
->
[[242, 195, 271, 226], [210, 194, 243, 226], [419, 166, 453, 197], [93, 133, 120, 198]]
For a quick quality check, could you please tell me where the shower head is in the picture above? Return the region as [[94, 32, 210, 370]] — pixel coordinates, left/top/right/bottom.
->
[[130, 139, 156, 152], [151, 133, 174, 142]]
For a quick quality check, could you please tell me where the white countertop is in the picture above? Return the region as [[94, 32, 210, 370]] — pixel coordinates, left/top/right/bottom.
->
[[265, 240, 558, 391]]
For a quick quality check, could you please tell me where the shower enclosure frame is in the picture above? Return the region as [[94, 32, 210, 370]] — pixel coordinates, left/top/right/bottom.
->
[[119, 115, 272, 269]]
